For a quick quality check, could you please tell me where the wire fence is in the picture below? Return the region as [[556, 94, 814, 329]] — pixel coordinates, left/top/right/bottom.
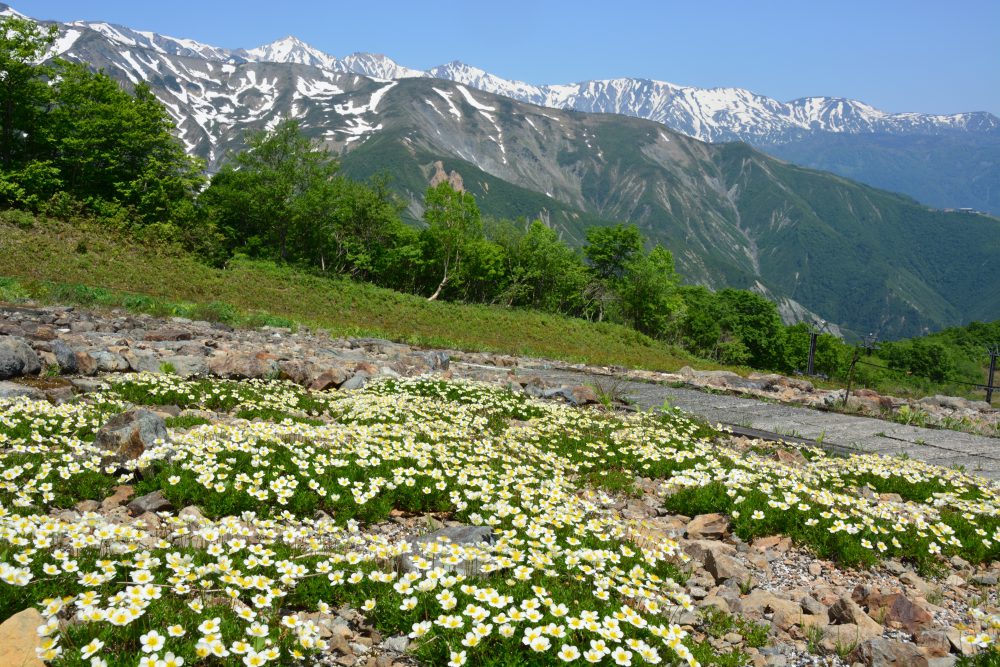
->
[[854, 358, 992, 390]]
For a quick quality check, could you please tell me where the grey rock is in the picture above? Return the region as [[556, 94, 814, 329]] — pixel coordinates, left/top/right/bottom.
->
[[91, 350, 129, 372], [160, 355, 208, 377], [127, 490, 173, 515], [95, 409, 168, 461], [0, 337, 41, 379], [124, 349, 162, 373], [382, 636, 409, 653], [50, 340, 78, 374], [340, 371, 371, 391], [970, 573, 998, 586], [800, 595, 825, 616], [0, 380, 44, 400], [398, 525, 496, 575]]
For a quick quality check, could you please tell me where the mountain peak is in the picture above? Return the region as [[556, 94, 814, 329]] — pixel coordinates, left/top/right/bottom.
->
[[242, 35, 336, 69]]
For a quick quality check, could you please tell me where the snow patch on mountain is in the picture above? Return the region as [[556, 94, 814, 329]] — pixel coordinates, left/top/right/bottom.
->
[[455, 85, 495, 111]]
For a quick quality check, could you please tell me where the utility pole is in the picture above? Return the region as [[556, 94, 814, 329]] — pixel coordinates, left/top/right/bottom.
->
[[806, 320, 831, 376], [843, 347, 860, 408], [987, 344, 1000, 405], [863, 333, 879, 357], [807, 330, 818, 376]]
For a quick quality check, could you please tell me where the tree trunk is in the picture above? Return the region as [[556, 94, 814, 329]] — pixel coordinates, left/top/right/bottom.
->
[[427, 271, 448, 301]]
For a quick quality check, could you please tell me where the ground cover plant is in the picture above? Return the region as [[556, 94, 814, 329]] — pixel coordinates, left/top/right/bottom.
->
[[1, 374, 1000, 665]]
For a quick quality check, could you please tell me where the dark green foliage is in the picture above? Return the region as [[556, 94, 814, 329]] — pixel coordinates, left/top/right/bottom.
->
[[583, 223, 643, 281], [882, 339, 957, 383], [0, 15, 56, 172], [202, 119, 410, 279]]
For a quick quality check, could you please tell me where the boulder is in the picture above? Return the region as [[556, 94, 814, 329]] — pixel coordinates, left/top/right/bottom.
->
[[850, 638, 929, 667], [686, 513, 730, 540], [683, 539, 736, 563], [914, 630, 951, 658], [127, 490, 173, 515], [865, 592, 933, 633], [143, 327, 192, 342], [568, 385, 601, 406], [735, 589, 801, 618], [50, 340, 78, 374], [208, 351, 279, 379], [340, 371, 371, 391], [91, 349, 129, 372], [74, 350, 99, 375], [398, 525, 495, 575], [0, 607, 46, 667], [95, 409, 168, 461], [159, 355, 208, 377], [309, 367, 349, 391], [0, 337, 41, 379], [124, 349, 162, 373], [829, 596, 884, 640], [705, 550, 750, 585], [0, 380, 44, 400]]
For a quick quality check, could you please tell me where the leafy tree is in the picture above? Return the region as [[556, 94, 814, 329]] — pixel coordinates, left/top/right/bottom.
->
[[583, 223, 643, 281], [618, 245, 684, 338], [677, 285, 722, 356], [421, 182, 482, 301], [715, 289, 787, 369], [315, 174, 407, 281], [203, 119, 339, 261], [46, 65, 204, 224], [883, 339, 955, 383], [0, 15, 56, 171], [491, 219, 588, 314]]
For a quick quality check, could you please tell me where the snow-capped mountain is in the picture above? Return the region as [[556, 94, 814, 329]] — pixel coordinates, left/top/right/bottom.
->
[[28, 4, 996, 148], [228, 40, 999, 145]]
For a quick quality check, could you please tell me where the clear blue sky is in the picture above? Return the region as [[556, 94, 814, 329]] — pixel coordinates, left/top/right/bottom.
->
[[13, 0, 1000, 115]]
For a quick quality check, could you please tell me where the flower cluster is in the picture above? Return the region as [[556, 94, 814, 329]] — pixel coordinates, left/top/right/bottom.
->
[[1, 376, 706, 666]]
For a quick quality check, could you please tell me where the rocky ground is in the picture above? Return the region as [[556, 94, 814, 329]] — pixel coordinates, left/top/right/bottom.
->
[[449, 352, 999, 438], [1, 303, 999, 667]]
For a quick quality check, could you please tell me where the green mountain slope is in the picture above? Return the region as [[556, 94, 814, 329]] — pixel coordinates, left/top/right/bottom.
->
[[332, 78, 1000, 339], [762, 133, 1000, 216]]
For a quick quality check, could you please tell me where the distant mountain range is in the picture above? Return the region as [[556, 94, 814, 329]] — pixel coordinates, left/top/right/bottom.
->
[[4, 3, 1000, 339]]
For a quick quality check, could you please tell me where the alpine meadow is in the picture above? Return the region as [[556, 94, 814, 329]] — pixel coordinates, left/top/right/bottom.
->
[[2, 3, 1000, 667]]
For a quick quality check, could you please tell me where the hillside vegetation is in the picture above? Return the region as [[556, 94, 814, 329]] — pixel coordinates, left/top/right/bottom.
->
[[0, 216, 696, 371]]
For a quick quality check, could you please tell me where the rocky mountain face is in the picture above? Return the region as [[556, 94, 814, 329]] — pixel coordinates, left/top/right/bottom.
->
[[5, 3, 1000, 339]]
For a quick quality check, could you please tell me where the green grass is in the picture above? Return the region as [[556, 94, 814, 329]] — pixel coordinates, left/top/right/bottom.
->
[[0, 217, 702, 372]]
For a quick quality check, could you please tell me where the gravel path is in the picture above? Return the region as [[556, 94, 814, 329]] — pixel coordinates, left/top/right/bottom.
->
[[478, 365, 1000, 481]]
